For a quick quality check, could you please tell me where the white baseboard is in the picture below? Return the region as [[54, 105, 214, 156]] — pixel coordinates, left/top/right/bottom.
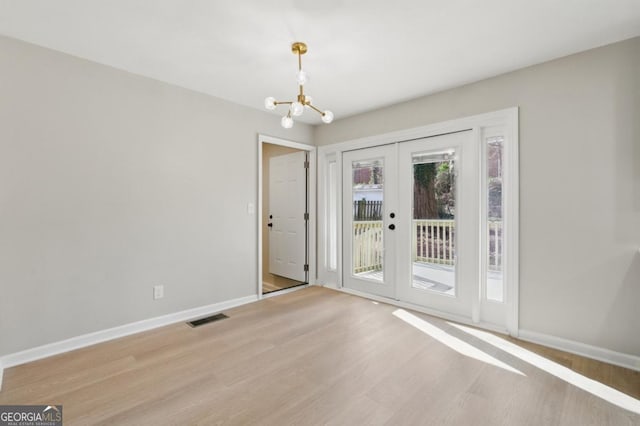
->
[[518, 329, 640, 372], [322, 282, 339, 290], [0, 294, 259, 371]]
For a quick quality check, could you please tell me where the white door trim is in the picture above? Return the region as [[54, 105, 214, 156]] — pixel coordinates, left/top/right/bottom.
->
[[317, 107, 519, 336], [257, 134, 317, 299]]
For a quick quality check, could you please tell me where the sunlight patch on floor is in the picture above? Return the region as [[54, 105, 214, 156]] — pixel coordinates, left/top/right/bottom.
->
[[392, 309, 525, 376], [449, 322, 640, 415]]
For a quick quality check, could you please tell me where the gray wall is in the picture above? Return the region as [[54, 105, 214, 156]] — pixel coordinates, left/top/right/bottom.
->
[[0, 36, 313, 356], [316, 37, 640, 356], [2, 33, 638, 360]]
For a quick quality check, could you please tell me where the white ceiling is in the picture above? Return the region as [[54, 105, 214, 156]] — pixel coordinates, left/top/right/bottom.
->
[[1, 1, 639, 124]]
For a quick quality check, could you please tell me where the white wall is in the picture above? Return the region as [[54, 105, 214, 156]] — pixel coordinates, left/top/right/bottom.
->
[[315, 37, 640, 357], [0, 35, 313, 357]]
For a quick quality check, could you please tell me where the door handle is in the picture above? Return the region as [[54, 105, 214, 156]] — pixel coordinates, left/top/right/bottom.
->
[[388, 224, 395, 230], [268, 223, 273, 228]]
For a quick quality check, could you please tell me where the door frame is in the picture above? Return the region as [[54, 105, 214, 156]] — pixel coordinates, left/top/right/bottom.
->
[[257, 134, 317, 299], [317, 108, 519, 336]]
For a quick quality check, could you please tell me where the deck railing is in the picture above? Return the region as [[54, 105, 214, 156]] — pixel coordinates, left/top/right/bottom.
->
[[487, 220, 503, 271], [351, 219, 503, 273], [413, 220, 455, 265], [352, 221, 384, 273]]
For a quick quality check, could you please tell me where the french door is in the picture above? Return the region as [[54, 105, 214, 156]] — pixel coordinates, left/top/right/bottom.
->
[[396, 132, 478, 317], [343, 131, 478, 318], [342, 144, 396, 298]]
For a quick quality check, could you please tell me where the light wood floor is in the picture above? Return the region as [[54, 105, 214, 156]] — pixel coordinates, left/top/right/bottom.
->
[[1, 287, 638, 425]]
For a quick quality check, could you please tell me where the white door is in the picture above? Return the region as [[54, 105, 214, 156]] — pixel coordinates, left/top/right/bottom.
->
[[396, 131, 478, 318], [269, 151, 307, 282], [342, 145, 396, 298], [342, 131, 478, 319]]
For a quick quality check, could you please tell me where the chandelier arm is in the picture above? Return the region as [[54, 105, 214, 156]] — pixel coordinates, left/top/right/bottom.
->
[[274, 101, 294, 106], [306, 103, 325, 116]]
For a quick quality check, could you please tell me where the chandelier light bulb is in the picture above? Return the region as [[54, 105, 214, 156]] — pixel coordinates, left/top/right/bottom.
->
[[281, 115, 294, 129], [290, 102, 304, 117], [296, 70, 308, 85], [321, 110, 334, 124], [264, 97, 276, 110]]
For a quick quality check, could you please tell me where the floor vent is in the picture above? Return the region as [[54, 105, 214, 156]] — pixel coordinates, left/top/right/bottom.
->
[[187, 313, 228, 328]]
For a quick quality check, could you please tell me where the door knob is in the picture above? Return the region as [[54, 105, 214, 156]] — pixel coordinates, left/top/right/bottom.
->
[[268, 223, 273, 228], [390, 212, 395, 218], [388, 224, 396, 230]]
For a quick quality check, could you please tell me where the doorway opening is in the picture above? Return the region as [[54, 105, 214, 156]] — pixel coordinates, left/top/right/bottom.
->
[[259, 136, 316, 297]]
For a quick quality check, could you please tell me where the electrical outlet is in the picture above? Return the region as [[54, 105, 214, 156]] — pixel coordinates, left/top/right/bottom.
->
[[153, 285, 164, 300]]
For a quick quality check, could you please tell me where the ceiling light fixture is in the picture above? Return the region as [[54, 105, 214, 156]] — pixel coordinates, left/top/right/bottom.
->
[[265, 42, 333, 128]]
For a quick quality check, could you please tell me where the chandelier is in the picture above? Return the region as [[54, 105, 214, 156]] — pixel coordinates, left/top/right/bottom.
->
[[264, 42, 333, 128]]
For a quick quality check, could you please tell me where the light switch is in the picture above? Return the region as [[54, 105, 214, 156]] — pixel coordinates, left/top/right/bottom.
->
[[247, 202, 255, 215], [153, 285, 164, 300]]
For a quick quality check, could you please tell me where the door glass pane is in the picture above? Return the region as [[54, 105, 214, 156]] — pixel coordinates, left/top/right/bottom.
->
[[352, 159, 384, 281], [412, 150, 456, 295], [327, 161, 337, 271], [487, 137, 504, 301]]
